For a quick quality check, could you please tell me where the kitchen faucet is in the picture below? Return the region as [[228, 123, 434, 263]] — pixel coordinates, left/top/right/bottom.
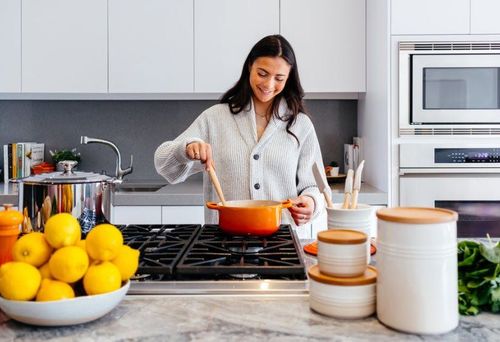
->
[[80, 136, 133, 181]]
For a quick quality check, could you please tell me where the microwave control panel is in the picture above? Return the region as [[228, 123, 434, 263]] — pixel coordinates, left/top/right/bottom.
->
[[435, 148, 500, 163]]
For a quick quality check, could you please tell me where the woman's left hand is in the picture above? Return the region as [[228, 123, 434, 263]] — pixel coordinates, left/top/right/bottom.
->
[[288, 195, 315, 226]]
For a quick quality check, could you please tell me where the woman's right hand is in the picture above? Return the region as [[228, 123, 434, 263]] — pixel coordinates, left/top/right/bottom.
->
[[186, 142, 214, 170]]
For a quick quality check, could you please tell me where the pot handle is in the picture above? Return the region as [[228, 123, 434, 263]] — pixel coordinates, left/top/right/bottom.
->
[[206, 201, 219, 210], [281, 199, 293, 209]]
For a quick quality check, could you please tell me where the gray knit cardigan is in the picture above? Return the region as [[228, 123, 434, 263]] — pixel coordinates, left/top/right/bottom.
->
[[154, 100, 327, 228]]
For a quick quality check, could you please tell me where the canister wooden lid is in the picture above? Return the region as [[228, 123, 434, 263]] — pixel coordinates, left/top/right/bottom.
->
[[317, 229, 367, 244], [376, 207, 458, 224], [308, 265, 377, 286]]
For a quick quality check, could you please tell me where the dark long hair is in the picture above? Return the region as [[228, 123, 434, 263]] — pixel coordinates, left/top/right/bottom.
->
[[220, 35, 306, 144]]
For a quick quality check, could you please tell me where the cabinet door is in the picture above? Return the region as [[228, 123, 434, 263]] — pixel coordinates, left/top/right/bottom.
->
[[109, 0, 193, 93], [281, 0, 365, 92], [391, 0, 469, 35], [0, 0, 21, 92], [194, 0, 279, 93], [22, 0, 107, 92], [471, 0, 500, 34], [112, 206, 162, 225], [162, 206, 204, 225]]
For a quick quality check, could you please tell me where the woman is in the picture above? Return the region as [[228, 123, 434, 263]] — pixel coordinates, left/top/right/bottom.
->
[[154, 34, 327, 230]]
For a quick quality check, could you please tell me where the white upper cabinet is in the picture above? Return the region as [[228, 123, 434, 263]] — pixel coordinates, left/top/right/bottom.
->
[[22, 0, 107, 93], [0, 0, 21, 92], [391, 0, 469, 35], [281, 0, 365, 93], [108, 0, 193, 93], [194, 0, 279, 93], [471, 0, 500, 34]]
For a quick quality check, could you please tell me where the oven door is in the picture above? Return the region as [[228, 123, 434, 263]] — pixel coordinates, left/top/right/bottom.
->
[[411, 54, 500, 124], [400, 173, 500, 237]]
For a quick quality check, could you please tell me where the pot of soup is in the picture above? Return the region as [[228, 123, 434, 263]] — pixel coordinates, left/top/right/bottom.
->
[[206, 199, 293, 236]]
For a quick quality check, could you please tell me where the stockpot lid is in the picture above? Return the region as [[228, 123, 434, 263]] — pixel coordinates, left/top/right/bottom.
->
[[15, 160, 113, 185]]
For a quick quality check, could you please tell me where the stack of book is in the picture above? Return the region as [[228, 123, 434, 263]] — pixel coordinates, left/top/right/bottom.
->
[[3, 142, 45, 184]]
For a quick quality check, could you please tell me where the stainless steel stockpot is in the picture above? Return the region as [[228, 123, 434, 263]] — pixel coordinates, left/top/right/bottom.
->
[[14, 161, 116, 235]]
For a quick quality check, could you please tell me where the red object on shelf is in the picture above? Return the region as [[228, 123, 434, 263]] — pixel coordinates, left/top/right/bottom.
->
[[31, 162, 55, 175], [304, 240, 377, 256]]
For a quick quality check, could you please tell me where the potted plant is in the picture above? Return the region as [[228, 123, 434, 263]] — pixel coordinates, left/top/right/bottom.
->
[[50, 148, 81, 170], [325, 161, 340, 177]]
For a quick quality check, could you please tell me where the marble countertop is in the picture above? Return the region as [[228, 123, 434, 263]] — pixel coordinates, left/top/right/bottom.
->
[[0, 294, 498, 341], [0, 239, 498, 341]]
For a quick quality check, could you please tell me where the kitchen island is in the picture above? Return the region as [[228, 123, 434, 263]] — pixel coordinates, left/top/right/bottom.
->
[[0, 294, 498, 341]]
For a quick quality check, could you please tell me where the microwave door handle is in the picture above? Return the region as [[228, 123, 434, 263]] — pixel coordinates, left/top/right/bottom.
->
[[399, 168, 500, 175]]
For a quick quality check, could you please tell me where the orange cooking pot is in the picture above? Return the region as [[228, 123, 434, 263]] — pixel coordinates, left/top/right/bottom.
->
[[206, 199, 293, 236]]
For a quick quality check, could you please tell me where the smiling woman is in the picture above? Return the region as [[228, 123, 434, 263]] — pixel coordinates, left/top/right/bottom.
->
[[154, 35, 329, 232]]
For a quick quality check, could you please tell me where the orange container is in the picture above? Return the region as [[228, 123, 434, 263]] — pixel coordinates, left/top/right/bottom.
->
[[206, 199, 292, 236], [0, 204, 23, 265]]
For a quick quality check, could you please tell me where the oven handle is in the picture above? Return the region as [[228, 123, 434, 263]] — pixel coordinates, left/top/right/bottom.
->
[[399, 168, 500, 175]]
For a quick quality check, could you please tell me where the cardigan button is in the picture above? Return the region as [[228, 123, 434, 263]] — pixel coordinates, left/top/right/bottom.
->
[[254, 183, 260, 190], [253, 154, 260, 160]]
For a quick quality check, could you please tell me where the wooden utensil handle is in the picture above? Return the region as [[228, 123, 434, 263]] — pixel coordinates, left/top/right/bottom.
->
[[207, 167, 227, 206], [342, 193, 351, 209], [324, 191, 334, 209], [350, 190, 359, 209]]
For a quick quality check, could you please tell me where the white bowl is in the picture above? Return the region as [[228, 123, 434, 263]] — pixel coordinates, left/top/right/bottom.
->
[[0, 281, 130, 326]]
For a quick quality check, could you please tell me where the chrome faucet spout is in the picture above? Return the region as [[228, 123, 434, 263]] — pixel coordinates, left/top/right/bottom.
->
[[80, 136, 133, 180]]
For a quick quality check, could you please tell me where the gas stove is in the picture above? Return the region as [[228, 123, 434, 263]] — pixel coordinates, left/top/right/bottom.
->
[[120, 224, 309, 295]]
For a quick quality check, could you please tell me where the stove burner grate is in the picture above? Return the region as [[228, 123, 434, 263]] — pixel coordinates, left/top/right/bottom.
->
[[175, 224, 306, 279], [120, 224, 200, 278]]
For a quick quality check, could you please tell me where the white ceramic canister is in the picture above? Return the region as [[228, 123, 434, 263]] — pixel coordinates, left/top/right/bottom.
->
[[326, 203, 373, 262], [376, 207, 458, 335], [308, 265, 377, 319], [317, 229, 368, 277]]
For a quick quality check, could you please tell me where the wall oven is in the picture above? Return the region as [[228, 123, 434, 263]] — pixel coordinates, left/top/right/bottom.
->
[[399, 41, 500, 136], [399, 143, 500, 237]]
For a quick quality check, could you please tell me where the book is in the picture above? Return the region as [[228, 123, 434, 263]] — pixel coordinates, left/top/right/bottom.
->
[[344, 143, 354, 173], [353, 137, 363, 172], [3, 145, 8, 186]]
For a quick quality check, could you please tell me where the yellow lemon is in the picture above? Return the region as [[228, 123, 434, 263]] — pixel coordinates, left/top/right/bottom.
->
[[12, 232, 53, 267], [0, 261, 41, 301], [83, 261, 122, 295], [49, 246, 89, 283], [86, 224, 123, 261], [38, 262, 53, 279], [44, 213, 81, 249], [111, 245, 140, 281], [76, 239, 94, 263], [35, 278, 75, 301]]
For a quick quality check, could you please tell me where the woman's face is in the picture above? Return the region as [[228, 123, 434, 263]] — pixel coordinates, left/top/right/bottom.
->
[[249, 56, 291, 108]]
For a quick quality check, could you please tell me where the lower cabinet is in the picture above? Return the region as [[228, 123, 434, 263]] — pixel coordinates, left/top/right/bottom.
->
[[111, 205, 204, 225], [111, 205, 162, 225], [161, 206, 204, 225]]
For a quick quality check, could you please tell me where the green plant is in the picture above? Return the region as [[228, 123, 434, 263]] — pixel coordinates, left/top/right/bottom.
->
[[458, 238, 500, 315], [329, 161, 339, 167], [50, 148, 81, 164]]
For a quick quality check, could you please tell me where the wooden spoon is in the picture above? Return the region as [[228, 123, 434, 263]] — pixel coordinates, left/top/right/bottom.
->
[[207, 167, 227, 206]]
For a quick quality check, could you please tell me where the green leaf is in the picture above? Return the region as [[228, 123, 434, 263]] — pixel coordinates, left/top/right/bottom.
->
[[479, 241, 500, 264], [459, 248, 479, 267], [490, 287, 500, 313], [466, 268, 492, 279]]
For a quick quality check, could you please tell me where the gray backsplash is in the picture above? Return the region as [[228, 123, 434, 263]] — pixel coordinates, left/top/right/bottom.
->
[[0, 100, 356, 181]]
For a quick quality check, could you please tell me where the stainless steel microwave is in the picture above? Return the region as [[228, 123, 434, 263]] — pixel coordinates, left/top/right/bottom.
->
[[399, 41, 500, 136]]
